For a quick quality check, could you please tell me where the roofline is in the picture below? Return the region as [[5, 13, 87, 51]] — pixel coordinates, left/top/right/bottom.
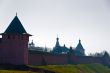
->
[[0, 33, 32, 36]]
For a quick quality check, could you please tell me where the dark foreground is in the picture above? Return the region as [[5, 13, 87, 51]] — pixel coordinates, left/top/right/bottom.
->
[[0, 63, 110, 73]]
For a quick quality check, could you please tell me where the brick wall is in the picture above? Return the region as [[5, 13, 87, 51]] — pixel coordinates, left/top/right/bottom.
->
[[28, 53, 104, 66]]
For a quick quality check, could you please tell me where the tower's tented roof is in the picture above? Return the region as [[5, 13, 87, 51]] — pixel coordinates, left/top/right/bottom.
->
[[76, 40, 84, 50], [3, 15, 31, 35]]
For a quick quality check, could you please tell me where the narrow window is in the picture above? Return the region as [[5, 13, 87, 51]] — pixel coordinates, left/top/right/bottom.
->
[[7, 35, 10, 39]]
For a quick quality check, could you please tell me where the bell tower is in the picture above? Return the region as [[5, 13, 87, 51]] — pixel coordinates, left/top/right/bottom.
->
[[0, 15, 31, 65]]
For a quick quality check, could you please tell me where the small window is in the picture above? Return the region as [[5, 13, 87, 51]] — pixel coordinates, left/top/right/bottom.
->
[[7, 35, 10, 39]]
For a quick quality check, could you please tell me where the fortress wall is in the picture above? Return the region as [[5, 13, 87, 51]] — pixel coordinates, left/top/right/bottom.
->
[[28, 54, 43, 65], [71, 56, 102, 64], [44, 54, 68, 65], [101, 57, 110, 66], [29, 53, 107, 66], [29, 54, 68, 65]]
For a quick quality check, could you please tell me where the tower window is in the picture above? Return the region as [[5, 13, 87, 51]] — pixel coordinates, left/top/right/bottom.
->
[[7, 35, 10, 39]]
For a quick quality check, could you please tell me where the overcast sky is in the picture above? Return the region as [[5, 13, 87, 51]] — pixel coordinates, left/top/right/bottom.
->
[[0, 0, 110, 55]]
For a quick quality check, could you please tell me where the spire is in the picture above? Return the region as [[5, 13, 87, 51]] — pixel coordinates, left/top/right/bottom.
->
[[57, 35, 59, 41], [64, 44, 66, 47], [75, 39, 85, 56], [30, 40, 35, 47], [79, 39, 81, 43], [31, 40, 34, 45], [76, 39, 84, 50], [16, 12, 17, 16], [44, 44, 48, 52], [4, 15, 28, 35], [55, 35, 60, 47], [103, 51, 109, 58]]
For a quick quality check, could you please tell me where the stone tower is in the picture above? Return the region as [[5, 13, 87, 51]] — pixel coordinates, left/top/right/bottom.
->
[[0, 15, 31, 65]]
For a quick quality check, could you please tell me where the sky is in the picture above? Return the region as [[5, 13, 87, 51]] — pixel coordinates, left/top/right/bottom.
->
[[0, 0, 110, 55]]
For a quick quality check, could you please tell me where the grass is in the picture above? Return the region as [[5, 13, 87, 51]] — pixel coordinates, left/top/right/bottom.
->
[[34, 63, 110, 73], [38, 65, 80, 73], [0, 63, 110, 73], [0, 70, 36, 73]]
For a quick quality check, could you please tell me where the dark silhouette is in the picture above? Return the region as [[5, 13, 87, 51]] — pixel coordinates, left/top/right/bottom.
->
[[52, 37, 85, 56]]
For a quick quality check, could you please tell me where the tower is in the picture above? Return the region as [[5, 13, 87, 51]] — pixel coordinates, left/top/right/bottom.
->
[[53, 36, 62, 54], [55, 36, 60, 47], [0, 15, 31, 65], [75, 39, 85, 56]]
